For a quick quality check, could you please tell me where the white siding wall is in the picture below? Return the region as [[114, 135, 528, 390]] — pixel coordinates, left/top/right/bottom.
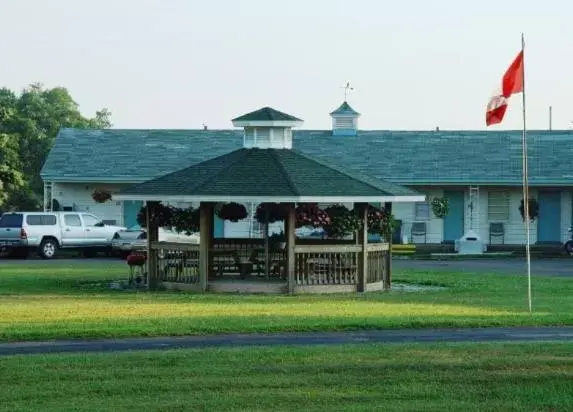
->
[[503, 189, 537, 244], [395, 186, 572, 245], [52, 183, 128, 225], [393, 188, 443, 244]]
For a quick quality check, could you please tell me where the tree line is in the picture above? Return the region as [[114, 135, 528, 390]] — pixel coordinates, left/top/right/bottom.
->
[[0, 83, 112, 212]]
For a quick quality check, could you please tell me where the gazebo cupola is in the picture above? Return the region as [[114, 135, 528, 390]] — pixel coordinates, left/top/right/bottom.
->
[[232, 107, 303, 149], [330, 101, 360, 136]]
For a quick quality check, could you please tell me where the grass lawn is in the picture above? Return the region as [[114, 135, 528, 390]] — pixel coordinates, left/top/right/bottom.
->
[[0, 262, 572, 342], [1, 342, 572, 411]]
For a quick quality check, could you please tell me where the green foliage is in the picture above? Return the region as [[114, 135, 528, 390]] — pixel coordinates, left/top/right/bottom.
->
[[170, 207, 200, 235], [136, 203, 200, 235], [323, 204, 361, 238], [0, 133, 25, 209], [295, 203, 330, 228], [216, 202, 248, 222], [367, 205, 396, 241], [519, 198, 539, 222], [431, 197, 449, 218], [136, 203, 175, 228], [0, 83, 112, 211], [89, 108, 113, 129], [255, 203, 289, 224]]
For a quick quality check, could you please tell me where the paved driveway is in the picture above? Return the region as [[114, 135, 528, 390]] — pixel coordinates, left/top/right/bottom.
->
[[1, 256, 572, 277], [1, 326, 573, 356]]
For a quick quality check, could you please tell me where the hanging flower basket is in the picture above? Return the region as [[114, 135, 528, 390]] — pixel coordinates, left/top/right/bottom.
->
[[519, 198, 539, 222], [255, 203, 289, 224], [323, 204, 361, 238], [216, 202, 248, 222], [295, 203, 330, 228], [136, 204, 176, 229], [431, 197, 449, 219], [170, 207, 201, 234], [366, 205, 396, 241], [136, 204, 200, 234], [91, 189, 112, 203]]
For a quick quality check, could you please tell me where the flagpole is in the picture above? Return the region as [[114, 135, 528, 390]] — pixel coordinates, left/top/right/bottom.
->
[[521, 33, 532, 313]]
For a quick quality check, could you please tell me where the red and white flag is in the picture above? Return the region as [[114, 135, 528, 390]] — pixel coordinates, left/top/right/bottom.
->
[[486, 51, 524, 126]]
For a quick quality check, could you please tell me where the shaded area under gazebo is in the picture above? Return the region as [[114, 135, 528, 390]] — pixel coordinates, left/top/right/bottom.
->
[[113, 107, 424, 294]]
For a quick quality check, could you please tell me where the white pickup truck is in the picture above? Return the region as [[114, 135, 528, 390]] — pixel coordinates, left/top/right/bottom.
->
[[0, 212, 126, 259]]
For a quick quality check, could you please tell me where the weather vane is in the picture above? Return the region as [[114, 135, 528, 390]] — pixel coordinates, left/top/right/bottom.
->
[[342, 82, 354, 101]]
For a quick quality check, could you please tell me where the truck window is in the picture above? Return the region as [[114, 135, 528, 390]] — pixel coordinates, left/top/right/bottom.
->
[[64, 214, 82, 227], [82, 214, 101, 227], [0, 214, 23, 228], [26, 215, 57, 226]]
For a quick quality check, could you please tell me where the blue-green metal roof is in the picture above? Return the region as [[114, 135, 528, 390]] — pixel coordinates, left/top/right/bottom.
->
[[41, 128, 573, 186]]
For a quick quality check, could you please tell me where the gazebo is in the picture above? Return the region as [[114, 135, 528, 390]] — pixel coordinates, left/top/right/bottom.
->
[[114, 107, 424, 294]]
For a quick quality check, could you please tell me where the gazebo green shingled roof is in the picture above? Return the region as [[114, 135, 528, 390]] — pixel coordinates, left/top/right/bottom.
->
[[116, 148, 419, 200]]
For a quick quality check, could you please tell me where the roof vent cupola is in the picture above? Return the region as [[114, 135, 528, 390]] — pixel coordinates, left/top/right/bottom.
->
[[232, 107, 303, 149], [330, 101, 360, 136]]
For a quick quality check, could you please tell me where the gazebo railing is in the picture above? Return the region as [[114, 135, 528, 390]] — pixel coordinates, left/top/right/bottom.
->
[[212, 238, 264, 263], [149, 240, 389, 289], [151, 242, 200, 284], [366, 243, 389, 284], [294, 245, 361, 285], [294, 243, 389, 287], [211, 238, 287, 277]]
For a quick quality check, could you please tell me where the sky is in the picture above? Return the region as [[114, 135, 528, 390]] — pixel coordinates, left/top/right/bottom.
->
[[1, 0, 572, 131]]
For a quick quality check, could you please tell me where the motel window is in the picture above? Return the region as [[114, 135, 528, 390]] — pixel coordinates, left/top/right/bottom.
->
[[488, 190, 510, 221], [414, 202, 430, 220]]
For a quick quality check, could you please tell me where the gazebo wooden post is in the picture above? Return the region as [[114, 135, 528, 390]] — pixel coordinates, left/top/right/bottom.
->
[[357, 203, 368, 292], [146, 201, 159, 289], [199, 202, 213, 292], [264, 209, 270, 279], [286, 203, 296, 294], [383, 202, 393, 290]]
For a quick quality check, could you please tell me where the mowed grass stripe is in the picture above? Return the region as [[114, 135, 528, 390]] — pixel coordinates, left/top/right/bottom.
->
[[0, 263, 572, 341], [1, 342, 572, 411]]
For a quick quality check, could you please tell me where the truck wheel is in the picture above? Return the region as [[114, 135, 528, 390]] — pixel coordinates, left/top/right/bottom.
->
[[39, 238, 58, 259]]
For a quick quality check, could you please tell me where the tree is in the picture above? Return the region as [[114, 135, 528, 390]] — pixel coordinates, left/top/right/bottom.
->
[[0, 96, 25, 211], [0, 83, 112, 210], [90, 108, 113, 128], [0, 133, 24, 210]]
